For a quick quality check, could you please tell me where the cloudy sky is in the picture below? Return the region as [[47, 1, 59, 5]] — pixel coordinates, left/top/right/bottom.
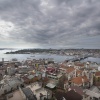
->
[[0, 0, 100, 49]]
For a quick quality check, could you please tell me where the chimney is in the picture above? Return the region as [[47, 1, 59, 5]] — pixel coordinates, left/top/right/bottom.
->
[[75, 69, 77, 77]]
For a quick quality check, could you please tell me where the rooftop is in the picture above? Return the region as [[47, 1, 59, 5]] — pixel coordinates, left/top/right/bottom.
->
[[46, 83, 56, 89], [71, 76, 89, 85], [26, 82, 42, 92], [7, 90, 23, 100], [22, 87, 37, 100], [26, 82, 52, 99], [35, 88, 52, 100], [69, 86, 84, 96], [66, 67, 75, 74], [95, 71, 100, 76], [74, 62, 85, 67], [54, 90, 82, 100], [85, 89, 100, 98]]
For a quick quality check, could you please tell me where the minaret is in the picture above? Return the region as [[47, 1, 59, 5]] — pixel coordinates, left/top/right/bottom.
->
[[2, 58, 4, 65], [90, 73, 93, 87]]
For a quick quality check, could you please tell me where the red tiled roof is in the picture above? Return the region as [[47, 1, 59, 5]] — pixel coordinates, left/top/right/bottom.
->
[[76, 70, 83, 75], [60, 64, 68, 68], [74, 62, 84, 67], [95, 71, 100, 76], [67, 67, 75, 74], [72, 76, 89, 85]]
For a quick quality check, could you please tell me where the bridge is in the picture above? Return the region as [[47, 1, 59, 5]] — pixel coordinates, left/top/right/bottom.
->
[[67, 55, 91, 62]]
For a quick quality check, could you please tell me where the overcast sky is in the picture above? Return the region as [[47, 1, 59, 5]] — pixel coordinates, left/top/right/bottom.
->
[[0, 0, 100, 49]]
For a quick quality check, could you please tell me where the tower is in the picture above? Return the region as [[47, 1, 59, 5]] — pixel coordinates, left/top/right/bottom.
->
[[2, 58, 4, 66]]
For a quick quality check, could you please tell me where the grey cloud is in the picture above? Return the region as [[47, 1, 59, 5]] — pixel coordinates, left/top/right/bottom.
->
[[0, 0, 100, 48]]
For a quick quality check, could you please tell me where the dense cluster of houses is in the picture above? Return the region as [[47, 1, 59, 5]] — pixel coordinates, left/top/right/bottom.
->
[[0, 58, 100, 100]]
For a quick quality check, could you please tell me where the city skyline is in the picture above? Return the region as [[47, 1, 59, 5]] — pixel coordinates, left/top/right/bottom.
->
[[0, 0, 100, 49]]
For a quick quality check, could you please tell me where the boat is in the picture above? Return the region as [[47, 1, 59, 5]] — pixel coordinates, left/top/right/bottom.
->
[[30, 55, 35, 57]]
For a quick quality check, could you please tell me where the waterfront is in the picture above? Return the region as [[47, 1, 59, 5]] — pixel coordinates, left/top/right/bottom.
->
[[0, 50, 100, 64], [0, 50, 74, 63]]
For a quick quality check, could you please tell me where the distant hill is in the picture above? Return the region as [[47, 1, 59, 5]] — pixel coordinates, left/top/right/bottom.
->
[[0, 48, 16, 50]]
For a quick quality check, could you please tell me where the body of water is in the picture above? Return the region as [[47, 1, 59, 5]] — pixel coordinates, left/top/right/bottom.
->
[[81, 57, 100, 64], [0, 50, 100, 64], [0, 50, 74, 63]]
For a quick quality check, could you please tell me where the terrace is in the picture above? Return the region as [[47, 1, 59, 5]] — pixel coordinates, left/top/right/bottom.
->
[[7, 90, 23, 100], [27, 82, 42, 92], [26, 82, 52, 100]]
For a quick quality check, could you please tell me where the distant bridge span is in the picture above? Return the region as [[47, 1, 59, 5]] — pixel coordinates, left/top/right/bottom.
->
[[67, 55, 91, 62]]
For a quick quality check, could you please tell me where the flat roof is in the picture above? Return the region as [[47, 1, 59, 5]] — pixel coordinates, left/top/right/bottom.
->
[[46, 83, 56, 89], [7, 90, 23, 100], [27, 83, 41, 92]]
